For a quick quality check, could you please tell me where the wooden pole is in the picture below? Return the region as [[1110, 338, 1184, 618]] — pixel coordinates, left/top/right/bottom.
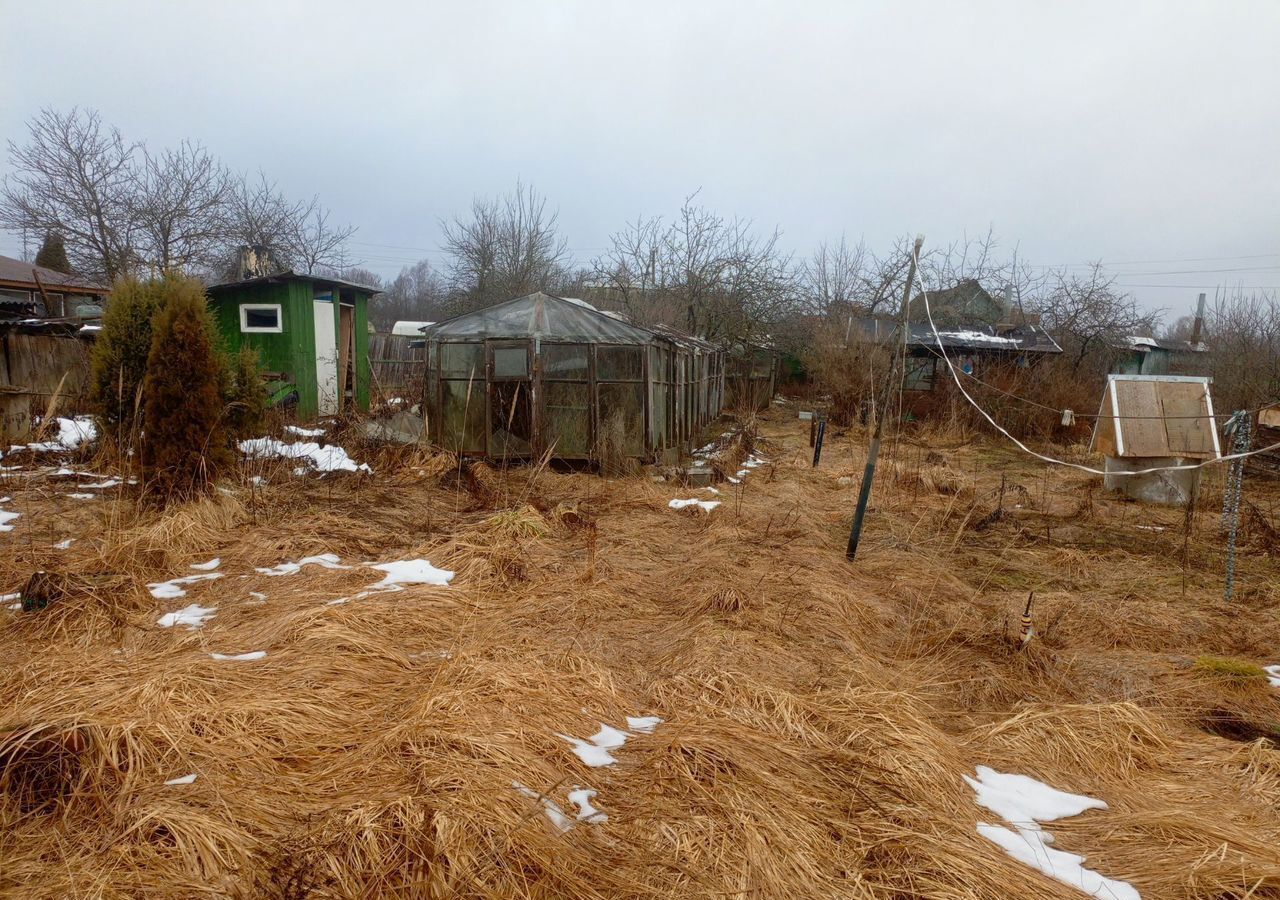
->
[[846, 236, 923, 560], [30, 268, 53, 315]]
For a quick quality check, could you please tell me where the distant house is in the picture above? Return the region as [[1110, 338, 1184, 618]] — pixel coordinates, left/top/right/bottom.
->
[[0, 255, 108, 319], [907, 278, 1013, 326], [1112, 335, 1208, 376], [207, 271, 379, 420], [850, 316, 1061, 417]]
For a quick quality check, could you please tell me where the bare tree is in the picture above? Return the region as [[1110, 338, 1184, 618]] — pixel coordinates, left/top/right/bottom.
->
[[801, 235, 866, 316], [1032, 263, 1157, 371], [134, 141, 233, 273], [441, 181, 569, 312], [0, 107, 139, 280], [369, 259, 448, 330], [288, 199, 358, 274]]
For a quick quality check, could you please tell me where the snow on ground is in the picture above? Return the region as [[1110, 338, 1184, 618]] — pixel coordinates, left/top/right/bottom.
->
[[66, 493, 96, 500], [1265, 665, 1280, 688], [965, 766, 1138, 900], [190, 558, 221, 571], [512, 782, 574, 833], [0, 509, 19, 532], [626, 715, 662, 733], [85, 479, 122, 489], [238, 437, 371, 474], [669, 498, 721, 513], [53, 538, 73, 549], [567, 787, 607, 823], [156, 604, 217, 628], [367, 559, 456, 589], [148, 573, 224, 599], [163, 773, 197, 785], [284, 425, 326, 438], [256, 553, 350, 576], [12, 416, 99, 453], [210, 651, 267, 661], [556, 720, 655, 767]]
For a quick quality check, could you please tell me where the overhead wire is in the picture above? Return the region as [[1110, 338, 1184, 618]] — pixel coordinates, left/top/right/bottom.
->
[[913, 246, 1280, 478]]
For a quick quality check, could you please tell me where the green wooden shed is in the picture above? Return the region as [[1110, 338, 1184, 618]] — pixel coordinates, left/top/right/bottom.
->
[[207, 272, 379, 421]]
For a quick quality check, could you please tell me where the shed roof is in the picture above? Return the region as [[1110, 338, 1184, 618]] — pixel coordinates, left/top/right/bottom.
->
[[1117, 335, 1208, 354], [425, 292, 658, 344], [0, 255, 109, 295], [1090, 374, 1220, 460], [207, 270, 381, 295], [853, 317, 1061, 353]]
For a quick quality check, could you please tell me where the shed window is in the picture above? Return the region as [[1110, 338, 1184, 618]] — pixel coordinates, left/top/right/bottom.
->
[[441, 343, 483, 379], [240, 304, 282, 333], [904, 357, 936, 391]]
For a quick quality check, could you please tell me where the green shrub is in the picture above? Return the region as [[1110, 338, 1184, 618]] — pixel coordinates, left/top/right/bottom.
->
[[223, 345, 269, 441], [89, 278, 166, 437], [141, 277, 231, 501], [34, 231, 71, 274]]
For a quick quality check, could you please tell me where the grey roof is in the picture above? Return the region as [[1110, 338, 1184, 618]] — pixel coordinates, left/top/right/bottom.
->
[[649, 322, 722, 353], [1118, 335, 1208, 354], [853, 317, 1062, 353], [0, 255, 109, 295], [425, 292, 659, 344], [208, 270, 381, 295]]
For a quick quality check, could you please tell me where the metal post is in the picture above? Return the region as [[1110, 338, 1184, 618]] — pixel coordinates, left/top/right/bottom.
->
[[847, 236, 923, 560], [812, 417, 827, 467]]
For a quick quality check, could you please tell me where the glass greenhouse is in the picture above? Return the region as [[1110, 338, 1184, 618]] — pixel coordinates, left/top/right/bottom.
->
[[422, 292, 726, 462]]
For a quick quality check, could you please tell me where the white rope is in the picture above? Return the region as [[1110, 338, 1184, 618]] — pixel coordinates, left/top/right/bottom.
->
[[914, 250, 1280, 478]]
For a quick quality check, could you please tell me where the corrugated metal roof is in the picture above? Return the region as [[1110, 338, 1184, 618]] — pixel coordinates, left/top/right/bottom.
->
[[0, 255, 109, 294], [853, 317, 1062, 353], [425, 292, 659, 344]]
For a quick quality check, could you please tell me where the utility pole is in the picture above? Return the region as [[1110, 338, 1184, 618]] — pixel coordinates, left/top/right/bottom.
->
[[846, 235, 923, 560]]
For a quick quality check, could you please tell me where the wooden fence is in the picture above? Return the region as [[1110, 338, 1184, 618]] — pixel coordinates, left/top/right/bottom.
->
[[368, 333, 425, 404]]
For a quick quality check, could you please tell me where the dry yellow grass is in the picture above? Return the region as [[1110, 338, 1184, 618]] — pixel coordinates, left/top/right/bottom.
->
[[2, 408, 1280, 897]]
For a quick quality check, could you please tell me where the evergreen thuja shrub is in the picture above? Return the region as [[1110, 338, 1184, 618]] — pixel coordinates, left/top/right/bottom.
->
[[223, 345, 269, 441], [141, 277, 231, 502], [89, 278, 166, 438], [34, 231, 72, 274]]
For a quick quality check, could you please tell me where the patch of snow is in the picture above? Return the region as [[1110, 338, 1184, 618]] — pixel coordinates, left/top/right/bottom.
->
[[285, 425, 326, 438], [513, 782, 574, 833], [164, 773, 197, 785], [727, 476, 741, 484], [626, 716, 662, 734], [239, 437, 371, 474], [249, 475, 266, 487], [5, 602, 21, 610], [669, 498, 720, 513], [568, 787, 607, 823], [556, 723, 630, 767], [0, 509, 19, 532], [256, 553, 350, 576], [156, 604, 217, 628], [966, 766, 1137, 900], [148, 572, 223, 599], [1264, 665, 1280, 688], [85, 479, 122, 489], [66, 493, 96, 500], [0, 591, 21, 602], [735, 469, 749, 479], [938, 330, 1020, 347], [15, 417, 99, 453], [210, 650, 266, 661], [702, 486, 720, 495], [367, 558, 455, 589], [247, 591, 267, 603], [190, 558, 221, 571]]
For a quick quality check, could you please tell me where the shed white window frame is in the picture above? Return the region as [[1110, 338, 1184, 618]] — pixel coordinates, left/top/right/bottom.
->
[[239, 303, 283, 333]]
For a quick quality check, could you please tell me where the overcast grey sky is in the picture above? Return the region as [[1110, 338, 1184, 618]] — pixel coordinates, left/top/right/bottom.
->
[[2, 0, 1278, 318]]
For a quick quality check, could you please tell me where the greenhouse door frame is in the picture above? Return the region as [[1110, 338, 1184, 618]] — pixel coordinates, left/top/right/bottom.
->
[[486, 340, 537, 460]]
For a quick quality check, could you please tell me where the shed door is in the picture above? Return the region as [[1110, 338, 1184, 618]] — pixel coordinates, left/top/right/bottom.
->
[[314, 300, 339, 416]]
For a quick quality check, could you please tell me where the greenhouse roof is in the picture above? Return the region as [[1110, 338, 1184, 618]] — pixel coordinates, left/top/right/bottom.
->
[[425, 292, 658, 344]]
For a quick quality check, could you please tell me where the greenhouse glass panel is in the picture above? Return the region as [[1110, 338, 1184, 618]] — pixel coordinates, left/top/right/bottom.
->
[[543, 382, 591, 457], [442, 380, 486, 451], [441, 343, 484, 378], [598, 382, 645, 457], [542, 344, 589, 380], [597, 345, 644, 381], [493, 346, 529, 378], [489, 381, 533, 456]]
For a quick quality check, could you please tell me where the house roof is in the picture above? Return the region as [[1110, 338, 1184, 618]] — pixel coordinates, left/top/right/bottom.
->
[[0, 255, 109, 296], [425, 292, 660, 344], [208, 270, 381, 295], [1118, 335, 1208, 354], [852, 317, 1062, 353]]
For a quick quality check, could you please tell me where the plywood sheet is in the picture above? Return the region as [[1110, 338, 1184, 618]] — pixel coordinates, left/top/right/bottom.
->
[[1091, 387, 1118, 456], [1161, 382, 1216, 458], [1115, 379, 1169, 457]]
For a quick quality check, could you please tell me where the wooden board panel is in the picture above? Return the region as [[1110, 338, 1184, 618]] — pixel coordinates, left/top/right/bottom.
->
[[1115, 379, 1169, 457], [1161, 382, 1217, 458], [1091, 386, 1118, 456]]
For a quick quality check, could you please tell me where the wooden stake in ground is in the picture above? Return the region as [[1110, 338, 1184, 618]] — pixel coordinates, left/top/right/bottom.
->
[[847, 236, 923, 560]]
